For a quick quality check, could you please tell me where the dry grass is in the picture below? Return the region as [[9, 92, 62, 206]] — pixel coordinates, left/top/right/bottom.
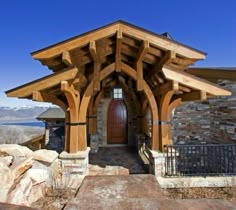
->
[[0, 125, 44, 144]]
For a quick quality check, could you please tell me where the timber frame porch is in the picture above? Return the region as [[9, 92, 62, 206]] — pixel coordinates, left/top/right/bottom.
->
[[6, 20, 231, 155]]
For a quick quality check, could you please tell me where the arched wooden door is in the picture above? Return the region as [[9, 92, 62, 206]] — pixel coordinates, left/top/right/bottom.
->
[[107, 100, 127, 144]]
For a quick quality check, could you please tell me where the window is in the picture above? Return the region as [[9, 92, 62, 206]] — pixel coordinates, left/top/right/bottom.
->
[[113, 88, 123, 99]]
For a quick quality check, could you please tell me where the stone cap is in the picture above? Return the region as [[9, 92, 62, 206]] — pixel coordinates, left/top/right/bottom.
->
[[59, 148, 90, 159]]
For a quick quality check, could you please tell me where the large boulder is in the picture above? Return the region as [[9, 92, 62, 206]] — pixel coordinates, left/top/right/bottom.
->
[[0, 144, 33, 157], [0, 162, 14, 202], [33, 149, 58, 164], [28, 182, 46, 205], [7, 175, 32, 206], [27, 168, 49, 185], [0, 156, 13, 166], [12, 157, 34, 180]]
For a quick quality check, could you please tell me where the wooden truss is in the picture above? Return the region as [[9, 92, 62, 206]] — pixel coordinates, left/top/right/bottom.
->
[[6, 21, 231, 153]]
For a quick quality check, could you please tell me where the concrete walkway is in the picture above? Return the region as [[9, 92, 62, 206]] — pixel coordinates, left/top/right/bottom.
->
[[65, 175, 236, 210]]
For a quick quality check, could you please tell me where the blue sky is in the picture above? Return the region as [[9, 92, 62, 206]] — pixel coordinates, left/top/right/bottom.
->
[[0, 0, 235, 107]]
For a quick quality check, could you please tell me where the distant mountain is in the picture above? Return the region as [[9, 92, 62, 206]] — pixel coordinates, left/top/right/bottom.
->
[[0, 106, 50, 122]]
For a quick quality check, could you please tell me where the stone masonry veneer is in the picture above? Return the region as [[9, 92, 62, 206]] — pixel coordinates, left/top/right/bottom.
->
[[173, 80, 236, 145]]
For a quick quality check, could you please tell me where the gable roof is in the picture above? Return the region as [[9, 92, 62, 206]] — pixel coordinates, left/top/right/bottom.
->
[[31, 20, 206, 73], [32, 20, 206, 59], [37, 107, 65, 120]]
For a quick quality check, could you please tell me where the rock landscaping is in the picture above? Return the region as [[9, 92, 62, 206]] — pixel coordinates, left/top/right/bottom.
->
[[0, 144, 65, 208]]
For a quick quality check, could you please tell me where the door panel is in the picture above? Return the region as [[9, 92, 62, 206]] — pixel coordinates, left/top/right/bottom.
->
[[107, 100, 127, 144]]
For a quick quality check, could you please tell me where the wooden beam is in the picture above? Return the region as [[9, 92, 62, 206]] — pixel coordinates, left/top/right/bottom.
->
[[179, 85, 191, 93], [32, 91, 67, 111], [136, 40, 149, 91], [62, 51, 72, 66], [32, 22, 205, 61], [154, 74, 164, 84], [162, 66, 231, 96], [61, 81, 80, 153], [89, 40, 101, 91], [119, 23, 206, 60], [159, 91, 174, 151], [89, 41, 99, 62], [186, 68, 236, 82], [181, 90, 207, 102], [136, 62, 143, 91], [174, 57, 196, 67], [72, 72, 88, 89], [146, 50, 176, 84], [116, 30, 123, 72], [93, 63, 101, 92], [6, 67, 78, 98], [143, 82, 159, 151], [120, 62, 137, 80], [136, 40, 149, 63], [156, 50, 176, 71], [158, 81, 179, 95]]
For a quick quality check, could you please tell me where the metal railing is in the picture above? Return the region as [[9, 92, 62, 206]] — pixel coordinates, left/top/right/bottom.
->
[[164, 144, 236, 177]]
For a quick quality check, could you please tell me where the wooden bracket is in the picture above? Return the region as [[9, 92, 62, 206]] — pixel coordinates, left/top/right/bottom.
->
[[62, 51, 72, 66], [32, 91, 67, 111], [136, 40, 149, 63], [181, 90, 207, 102], [89, 41, 99, 62]]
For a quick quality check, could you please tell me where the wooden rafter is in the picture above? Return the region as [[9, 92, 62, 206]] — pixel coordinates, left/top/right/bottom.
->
[[162, 66, 231, 96], [32, 21, 205, 63], [6, 67, 79, 98], [116, 30, 122, 72], [119, 23, 205, 60]]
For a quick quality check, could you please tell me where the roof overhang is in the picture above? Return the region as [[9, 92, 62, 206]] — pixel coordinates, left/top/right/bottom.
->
[[186, 67, 236, 82], [162, 66, 231, 96]]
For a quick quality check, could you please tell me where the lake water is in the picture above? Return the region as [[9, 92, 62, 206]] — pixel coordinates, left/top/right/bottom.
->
[[0, 121, 45, 127]]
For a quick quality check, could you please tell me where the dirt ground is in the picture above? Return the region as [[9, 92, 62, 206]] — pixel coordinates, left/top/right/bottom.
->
[[162, 187, 236, 200], [32, 186, 236, 210]]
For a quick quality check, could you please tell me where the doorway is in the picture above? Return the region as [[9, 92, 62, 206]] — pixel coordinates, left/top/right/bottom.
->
[[107, 100, 127, 144]]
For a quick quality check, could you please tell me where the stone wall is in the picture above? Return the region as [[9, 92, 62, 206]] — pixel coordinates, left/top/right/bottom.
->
[[173, 80, 236, 144]]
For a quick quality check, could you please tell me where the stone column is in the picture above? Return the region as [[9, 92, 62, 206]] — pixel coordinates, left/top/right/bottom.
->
[[90, 134, 99, 153], [59, 147, 90, 176], [147, 148, 165, 177]]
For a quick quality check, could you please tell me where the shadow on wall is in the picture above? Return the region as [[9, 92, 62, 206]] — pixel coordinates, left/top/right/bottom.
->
[[46, 127, 65, 153]]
